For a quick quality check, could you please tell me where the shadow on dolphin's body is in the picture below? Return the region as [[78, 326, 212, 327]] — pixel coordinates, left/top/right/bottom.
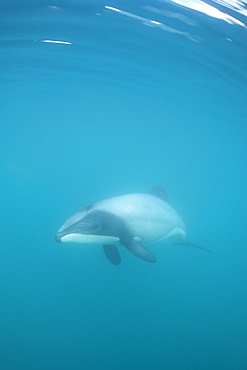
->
[[55, 186, 213, 265]]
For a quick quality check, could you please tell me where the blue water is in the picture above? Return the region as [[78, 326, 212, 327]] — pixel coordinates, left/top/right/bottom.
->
[[1, 0, 247, 369]]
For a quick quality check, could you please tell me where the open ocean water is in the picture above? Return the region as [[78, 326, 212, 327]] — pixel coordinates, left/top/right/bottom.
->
[[1, 0, 247, 369]]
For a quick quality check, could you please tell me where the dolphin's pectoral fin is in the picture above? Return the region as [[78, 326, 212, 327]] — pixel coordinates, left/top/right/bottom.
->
[[103, 245, 121, 265], [123, 239, 156, 263], [172, 239, 214, 254]]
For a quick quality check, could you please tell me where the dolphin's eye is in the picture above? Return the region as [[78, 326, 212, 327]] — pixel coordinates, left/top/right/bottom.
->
[[89, 222, 101, 232]]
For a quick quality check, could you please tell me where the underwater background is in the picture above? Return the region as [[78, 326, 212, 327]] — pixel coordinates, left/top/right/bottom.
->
[[1, 0, 247, 369]]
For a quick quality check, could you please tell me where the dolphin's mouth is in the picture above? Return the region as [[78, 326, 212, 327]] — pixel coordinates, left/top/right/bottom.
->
[[55, 231, 120, 244], [55, 220, 91, 243], [55, 230, 70, 242]]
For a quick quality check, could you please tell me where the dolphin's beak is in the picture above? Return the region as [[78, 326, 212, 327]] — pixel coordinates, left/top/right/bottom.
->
[[55, 234, 61, 242], [55, 219, 84, 243], [55, 229, 69, 242], [54, 221, 92, 243], [55, 231, 63, 242]]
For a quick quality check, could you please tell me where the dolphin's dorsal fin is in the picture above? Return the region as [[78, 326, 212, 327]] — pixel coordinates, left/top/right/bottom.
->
[[148, 186, 167, 201]]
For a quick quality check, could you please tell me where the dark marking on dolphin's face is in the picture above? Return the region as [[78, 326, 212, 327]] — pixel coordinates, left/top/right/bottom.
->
[[55, 211, 101, 242], [56, 210, 128, 240]]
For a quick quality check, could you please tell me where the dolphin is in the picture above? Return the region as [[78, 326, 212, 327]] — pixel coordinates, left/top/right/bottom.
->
[[55, 186, 212, 265]]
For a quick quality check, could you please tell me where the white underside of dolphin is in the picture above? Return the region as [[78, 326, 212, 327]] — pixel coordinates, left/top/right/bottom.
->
[[55, 187, 211, 265]]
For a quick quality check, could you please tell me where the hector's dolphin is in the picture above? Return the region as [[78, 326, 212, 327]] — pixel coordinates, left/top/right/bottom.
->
[[55, 187, 212, 265]]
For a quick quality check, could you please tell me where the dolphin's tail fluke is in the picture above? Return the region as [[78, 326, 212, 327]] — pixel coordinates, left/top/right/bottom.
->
[[172, 239, 214, 254]]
